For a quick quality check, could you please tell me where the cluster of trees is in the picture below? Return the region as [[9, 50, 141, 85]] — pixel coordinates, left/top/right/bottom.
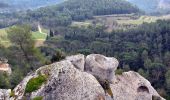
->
[[44, 20, 170, 99]]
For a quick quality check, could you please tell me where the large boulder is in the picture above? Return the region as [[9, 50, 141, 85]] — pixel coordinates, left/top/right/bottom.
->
[[30, 60, 104, 100], [110, 71, 165, 100], [66, 54, 85, 71], [85, 54, 119, 82]]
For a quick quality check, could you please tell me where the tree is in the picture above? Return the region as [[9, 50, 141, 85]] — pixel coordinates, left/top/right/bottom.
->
[[166, 70, 170, 93], [49, 29, 54, 37], [7, 25, 45, 70], [51, 50, 65, 63], [138, 68, 149, 79], [164, 52, 170, 68]]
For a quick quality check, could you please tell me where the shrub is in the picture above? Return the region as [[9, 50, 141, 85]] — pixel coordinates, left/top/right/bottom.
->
[[10, 90, 15, 97], [32, 96, 43, 100], [115, 69, 124, 75], [25, 75, 47, 93], [51, 50, 65, 63]]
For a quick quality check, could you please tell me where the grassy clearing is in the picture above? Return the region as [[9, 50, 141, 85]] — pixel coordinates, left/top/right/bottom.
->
[[117, 15, 158, 25], [71, 14, 170, 32], [0, 27, 47, 47], [71, 22, 92, 27], [32, 31, 47, 40]]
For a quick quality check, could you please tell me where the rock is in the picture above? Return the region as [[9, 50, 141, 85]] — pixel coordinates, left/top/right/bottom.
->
[[2, 54, 164, 100], [85, 54, 119, 82], [11, 73, 36, 100], [30, 60, 105, 100], [0, 63, 11, 75], [0, 89, 11, 100], [110, 71, 165, 100], [66, 54, 85, 71]]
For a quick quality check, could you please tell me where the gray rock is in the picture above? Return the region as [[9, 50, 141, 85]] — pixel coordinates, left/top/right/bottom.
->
[[31, 60, 105, 100], [11, 73, 36, 100], [85, 54, 119, 82], [0, 89, 11, 100], [2, 54, 164, 100], [66, 54, 85, 71], [110, 71, 165, 100]]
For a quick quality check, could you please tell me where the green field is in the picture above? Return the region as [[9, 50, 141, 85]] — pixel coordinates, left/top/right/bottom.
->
[[0, 27, 48, 46]]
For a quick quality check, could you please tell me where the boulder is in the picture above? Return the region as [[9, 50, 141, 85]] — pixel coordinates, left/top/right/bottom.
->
[[30, 60, 105, 100], [85, 54, 119, 82], [66, 54, 85, 71], [110, 71, 165, 100]]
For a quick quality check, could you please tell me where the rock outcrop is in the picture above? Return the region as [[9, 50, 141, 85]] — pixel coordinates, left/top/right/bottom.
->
[[0, 89, 11, 100], [0, 54, 165, 100], [85, 54, 119, 82], [0, 58, 11, 75]]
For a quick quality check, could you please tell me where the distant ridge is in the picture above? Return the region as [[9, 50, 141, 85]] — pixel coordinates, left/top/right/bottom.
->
[[0, 0, 64, 12], [126, 0, 170, 13]]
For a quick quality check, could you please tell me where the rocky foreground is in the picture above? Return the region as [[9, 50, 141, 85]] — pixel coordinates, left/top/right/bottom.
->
[[0, 54, 165, 100]]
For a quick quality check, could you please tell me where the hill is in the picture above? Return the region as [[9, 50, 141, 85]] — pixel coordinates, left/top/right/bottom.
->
[[0, 0, 64, 13], [25, 0, 140, 27], [126, 0, 170, 13]]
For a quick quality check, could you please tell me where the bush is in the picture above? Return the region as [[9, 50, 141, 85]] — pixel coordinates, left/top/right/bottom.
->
[[115, 69, 124, 75], [10, 90, 15, 97], [25, 75, 47, 93], [51, 50, 65, 63], [32, 96, 43, 100]]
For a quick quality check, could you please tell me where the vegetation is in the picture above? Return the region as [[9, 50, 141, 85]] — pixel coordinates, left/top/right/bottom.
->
[[0, 0, 140, 29], [43, 19, 170, 98], [25, 75, 47, 93], [50, 49, 65, 63], [32, 96, 43, 100], [0, 25, 47, 89]]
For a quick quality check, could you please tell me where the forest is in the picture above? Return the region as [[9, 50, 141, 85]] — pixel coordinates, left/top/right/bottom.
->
[[0, 0, 140, 28]]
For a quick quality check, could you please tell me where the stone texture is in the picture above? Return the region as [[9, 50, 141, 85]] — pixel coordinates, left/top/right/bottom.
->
[[0, 58, 12, 75], [30, 60, 105, 100], [66, 54, 85, 71], [85, 54, 119, 82], [110, 71, 165, 100], [11, 73, 36, 100], [0, 89, 11, 100], [0, 54, 164, 100]]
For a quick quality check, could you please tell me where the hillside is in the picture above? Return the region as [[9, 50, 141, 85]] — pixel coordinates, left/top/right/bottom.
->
[[0, 0, 64, 13], [24, 0, 140, 27], [0, 54, 165, 100], [127, 0, 170, 13]]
